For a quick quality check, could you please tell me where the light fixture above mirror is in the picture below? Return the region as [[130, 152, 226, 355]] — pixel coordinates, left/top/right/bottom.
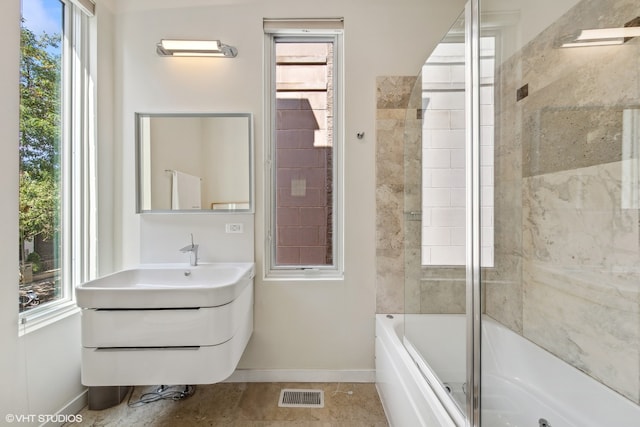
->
[[156, 39, 238, 57]]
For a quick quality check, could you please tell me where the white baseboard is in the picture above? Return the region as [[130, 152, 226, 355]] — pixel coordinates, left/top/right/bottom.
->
[[42, 389, 87, 427], [225, 369, 375, 383]]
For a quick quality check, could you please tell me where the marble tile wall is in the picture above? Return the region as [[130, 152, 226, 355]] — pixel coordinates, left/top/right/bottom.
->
[[375, 76, 416, 314], [494, 0, 640, 404], [521, 162, 640, 401], [376, 76, 467, 315]]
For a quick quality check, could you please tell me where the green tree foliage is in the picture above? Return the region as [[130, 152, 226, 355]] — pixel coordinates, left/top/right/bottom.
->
[[20, 169, 58, 243], [26, 251, 43, 273], [19, 22, 61, 250]]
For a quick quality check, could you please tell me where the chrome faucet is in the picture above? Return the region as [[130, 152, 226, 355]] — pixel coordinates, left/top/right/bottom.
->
[[179, 233, 199, 266]]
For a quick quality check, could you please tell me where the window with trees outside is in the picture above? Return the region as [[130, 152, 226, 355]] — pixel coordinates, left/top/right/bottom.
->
[[19, 0, 95, 327]]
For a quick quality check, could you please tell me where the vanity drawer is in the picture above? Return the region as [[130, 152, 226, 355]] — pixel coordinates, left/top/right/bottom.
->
[[81, 307, 253, 386], [81, 282, 252, 347]]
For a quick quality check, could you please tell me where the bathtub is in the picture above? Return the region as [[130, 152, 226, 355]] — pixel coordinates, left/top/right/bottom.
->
[[375, 314, 640, 427]]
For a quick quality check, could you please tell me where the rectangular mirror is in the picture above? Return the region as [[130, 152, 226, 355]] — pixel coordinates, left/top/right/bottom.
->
[[136, 113, 253, 213]]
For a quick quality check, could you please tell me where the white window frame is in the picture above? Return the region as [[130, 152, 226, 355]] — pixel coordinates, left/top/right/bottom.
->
[[19, 0, 96, 334], [264, 21, 344, 280]]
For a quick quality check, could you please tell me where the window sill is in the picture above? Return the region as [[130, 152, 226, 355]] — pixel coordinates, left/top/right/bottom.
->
[[18, 300, 81, 336], [264, 269, 345, 282]]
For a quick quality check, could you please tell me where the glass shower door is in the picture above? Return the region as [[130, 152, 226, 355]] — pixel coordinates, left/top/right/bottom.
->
[[402, 7, 469, 426], [404, 0, 640, 425], [478, 0, 640, 425]]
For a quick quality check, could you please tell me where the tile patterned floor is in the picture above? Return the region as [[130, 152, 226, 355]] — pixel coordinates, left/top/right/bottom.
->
[[67, 382, 389, 426]]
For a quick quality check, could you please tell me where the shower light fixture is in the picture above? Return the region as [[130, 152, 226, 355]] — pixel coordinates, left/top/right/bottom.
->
[[156, 39, 238, 57], [561, 17, 640, 48]]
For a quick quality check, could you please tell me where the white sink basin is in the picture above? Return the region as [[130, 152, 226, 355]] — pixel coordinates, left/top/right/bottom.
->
[[76, 262, 255, 309]]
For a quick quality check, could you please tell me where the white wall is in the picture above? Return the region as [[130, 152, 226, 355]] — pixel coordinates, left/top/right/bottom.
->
[[97, 1, 117, 277], [109, 0, 466, 376], [0, 0, 25, 417], [483, 0, 580, 62], [202, 117, 250, 206], [150, 117, 203, 209]]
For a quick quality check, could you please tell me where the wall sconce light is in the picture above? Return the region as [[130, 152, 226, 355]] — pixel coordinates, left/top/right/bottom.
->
[[156, 39, 238, 57], [561, 17, 640, 48]]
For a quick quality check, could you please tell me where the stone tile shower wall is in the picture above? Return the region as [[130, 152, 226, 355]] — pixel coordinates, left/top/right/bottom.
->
[[496, 0, 640, 403], [376, 75, 467, 315], [375, 76, 416, 314]]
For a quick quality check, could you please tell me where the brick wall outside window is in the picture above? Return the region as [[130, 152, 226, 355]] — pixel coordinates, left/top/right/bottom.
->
[[275, 42, 334, 266]]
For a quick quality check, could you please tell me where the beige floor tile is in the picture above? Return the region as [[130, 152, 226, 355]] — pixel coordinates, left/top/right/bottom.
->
[[66, 383, 388, 427]]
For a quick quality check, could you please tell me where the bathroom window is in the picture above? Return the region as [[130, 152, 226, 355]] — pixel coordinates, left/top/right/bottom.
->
[[264, 20, 344, 279], [19, 0, 96, 330]]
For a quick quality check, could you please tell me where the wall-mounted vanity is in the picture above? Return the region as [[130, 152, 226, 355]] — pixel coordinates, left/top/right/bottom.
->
[[136, 112, 253, 213], [78, 262, 255, 387], [77, 113, 256, 408]]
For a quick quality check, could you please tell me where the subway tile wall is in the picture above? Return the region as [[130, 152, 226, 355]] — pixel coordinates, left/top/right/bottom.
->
[[421, 41, 495, 267]]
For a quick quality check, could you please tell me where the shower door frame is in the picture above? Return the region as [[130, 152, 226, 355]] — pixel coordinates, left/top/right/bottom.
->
[[465, 0, 481, 426]]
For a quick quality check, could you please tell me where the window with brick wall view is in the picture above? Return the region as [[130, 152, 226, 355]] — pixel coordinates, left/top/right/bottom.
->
[[274, 39, 335, 267]]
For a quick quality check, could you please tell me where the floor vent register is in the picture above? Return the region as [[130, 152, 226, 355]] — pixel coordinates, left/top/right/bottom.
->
[[278, 389, 325, 408]]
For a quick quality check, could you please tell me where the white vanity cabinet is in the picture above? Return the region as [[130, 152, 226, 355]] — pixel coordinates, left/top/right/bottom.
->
[[77, 263, 254, 386]]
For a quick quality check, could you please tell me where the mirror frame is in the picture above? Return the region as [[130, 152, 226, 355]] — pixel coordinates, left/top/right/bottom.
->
[[135, 112, 254, 214]]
